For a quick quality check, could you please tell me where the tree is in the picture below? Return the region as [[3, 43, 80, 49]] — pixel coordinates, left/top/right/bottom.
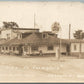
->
[[51, 22, 61, 34], [74, 30, 84, 39], [51, 22, 61, 60], [3, 21, 19, 29]]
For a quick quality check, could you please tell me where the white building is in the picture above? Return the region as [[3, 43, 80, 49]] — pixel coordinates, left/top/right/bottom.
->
[[0, 28, 39, 39], [70, 39, 84, 57]]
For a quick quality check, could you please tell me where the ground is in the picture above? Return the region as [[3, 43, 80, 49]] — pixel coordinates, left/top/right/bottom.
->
[[0, 54, 84, 83]]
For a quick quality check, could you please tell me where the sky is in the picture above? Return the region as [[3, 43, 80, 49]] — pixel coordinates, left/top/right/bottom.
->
[[0, 0, 84, 2], [0, 1, 84, 39]]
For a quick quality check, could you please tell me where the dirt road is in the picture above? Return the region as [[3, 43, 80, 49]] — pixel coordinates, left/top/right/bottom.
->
[[0, 55, 84, 82]]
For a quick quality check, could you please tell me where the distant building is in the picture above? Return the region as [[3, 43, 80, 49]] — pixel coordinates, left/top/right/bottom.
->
[[0, 28, 39, 39], [1, 27, 83, 58], [70, 39, 84, 57]]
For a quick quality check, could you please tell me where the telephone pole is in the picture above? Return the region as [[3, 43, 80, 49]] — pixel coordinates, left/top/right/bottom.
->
[[34, 13, 36, 29], [69, 24, 71, 40]]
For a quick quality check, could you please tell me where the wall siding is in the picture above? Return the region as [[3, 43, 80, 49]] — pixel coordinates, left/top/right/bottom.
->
[[1, 29, 12, 39], [70, 43, 84, 58], [0, 44, 67, 56], [71, 43, 80, 52]]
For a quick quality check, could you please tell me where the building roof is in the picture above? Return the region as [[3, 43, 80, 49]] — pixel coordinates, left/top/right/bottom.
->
[[0, 28, 39, 32], [12, 28, 39, 30], [1, 32, 69, 46], [0, 39, 7, 45], [69, 39, 84, 43], [0, 38, 22, 46]]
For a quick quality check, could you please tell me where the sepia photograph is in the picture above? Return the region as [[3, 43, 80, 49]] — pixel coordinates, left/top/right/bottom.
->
[[0, 0, 84, 83]]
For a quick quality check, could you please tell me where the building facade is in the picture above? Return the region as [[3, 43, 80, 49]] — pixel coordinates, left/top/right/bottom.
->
[[0, 28, 39, 39], [1, 27, 83, 57], [70, 40, 84, 57], [0, 32, 68, 56]]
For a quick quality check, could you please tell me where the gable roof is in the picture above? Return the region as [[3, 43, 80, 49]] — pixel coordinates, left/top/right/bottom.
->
[[0, 28, 39, 32], [21, 33, 41, 45], [1, 32, 69, 46], [1, 38, 22, 46], [12, 28, 39, 30]]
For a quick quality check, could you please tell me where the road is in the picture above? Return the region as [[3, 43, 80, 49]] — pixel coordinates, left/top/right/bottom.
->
[[0, 54, 84, 82]]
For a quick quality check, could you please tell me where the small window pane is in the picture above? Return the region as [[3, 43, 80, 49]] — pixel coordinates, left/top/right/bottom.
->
[[13, 47, 15, 51], [17, 47, 19, 50], [6, 47, 8, 50], [2, 47, 4, 50], [24, 46, 28, 51], [9, 47, 11, 50], [48, 46, 53, 50], [74, 45, 77, 50]]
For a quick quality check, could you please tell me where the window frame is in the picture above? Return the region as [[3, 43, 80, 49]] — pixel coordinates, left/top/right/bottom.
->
[[31, 46, 38, 51], [47, 45, 54, 50], [74, 44, 77, 51], [13, 47, 15, 51], [9, 47, 11, 50], [6, 46, 8, 50], [2, 47, 4, 50]]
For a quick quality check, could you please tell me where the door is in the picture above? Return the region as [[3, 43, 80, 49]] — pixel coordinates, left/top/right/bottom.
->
[[19, 45, 23, 55], [66, 44, 70, 55]]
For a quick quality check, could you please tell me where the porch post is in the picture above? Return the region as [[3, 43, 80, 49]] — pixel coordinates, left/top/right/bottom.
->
[[55, 47, 59, 59], [59, 38, 61, 60], [29, 44, 31, 56], [22, 46, 24, 56], [79, 40, 81, 58], [4, 46, 6, 54]]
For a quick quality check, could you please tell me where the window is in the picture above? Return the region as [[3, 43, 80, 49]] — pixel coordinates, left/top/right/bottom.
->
[[31, 46, 38, 51], [6, 47, 8, 50], [2, 47, 4, 50], [42, 33, 47, 38], [43, 34, 46, 38], [48, 46, 54, 50], [17, 47, 19, 51], [24, 46, 28, 51], [18, 34, 22, 39], [74, 44, 77, 50], [0, 31, 1, 34], [7, 34, 10, 39], [13, 47, 15, 51], [9, 47, 11, 50]]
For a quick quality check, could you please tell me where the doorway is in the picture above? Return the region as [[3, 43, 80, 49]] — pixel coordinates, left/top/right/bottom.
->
[[19, 45, 23, 55]]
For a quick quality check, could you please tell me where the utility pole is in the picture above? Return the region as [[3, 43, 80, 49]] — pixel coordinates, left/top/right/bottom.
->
[[34, 13, 36, 29], [68, 24, 71, 56], [79, 33, 82, 58], [59, 34, 61, 60], [69, 24, 71, 40], [79, 40, 81, 58]]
